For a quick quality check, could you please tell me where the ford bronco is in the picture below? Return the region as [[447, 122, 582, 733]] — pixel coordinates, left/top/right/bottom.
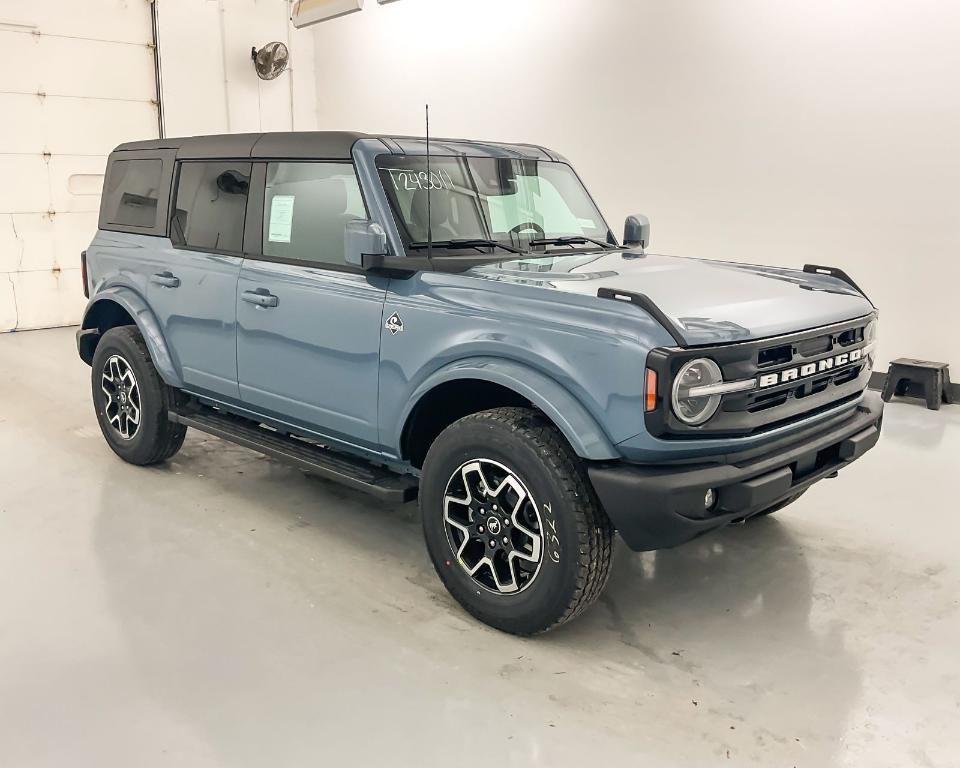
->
[[77, 132, 882, 634]]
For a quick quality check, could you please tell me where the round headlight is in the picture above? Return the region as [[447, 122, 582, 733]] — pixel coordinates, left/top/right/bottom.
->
[[672, 358, 723, 425]]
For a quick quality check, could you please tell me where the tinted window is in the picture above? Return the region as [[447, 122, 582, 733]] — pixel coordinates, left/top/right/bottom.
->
[[172, 161, 251, 252], [103, 159, 163, 228], [262, 162, 366, 266]]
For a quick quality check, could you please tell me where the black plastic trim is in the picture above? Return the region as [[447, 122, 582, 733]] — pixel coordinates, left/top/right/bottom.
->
[[169, 406, 419, 503], [242, 162, 266, 257], [589, 392, 883, 551], [80, 250, 89, 299], [76, 328, 100, 366], [644, 314, 876, 438], [803, 264, 873, 307], [596, 288, 687, 345]]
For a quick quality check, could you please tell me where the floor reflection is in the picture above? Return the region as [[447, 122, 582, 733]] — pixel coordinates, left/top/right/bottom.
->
[[880, 401, 952, 449], [558, 518, 864, 763], [91, 436, 864, 766]]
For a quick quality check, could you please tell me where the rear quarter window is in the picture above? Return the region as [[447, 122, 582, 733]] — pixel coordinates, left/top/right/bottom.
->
[[102, 159, 164, 228]]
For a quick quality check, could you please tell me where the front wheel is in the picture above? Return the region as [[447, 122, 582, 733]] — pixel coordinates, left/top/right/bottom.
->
[[420, 408, 614, 635]]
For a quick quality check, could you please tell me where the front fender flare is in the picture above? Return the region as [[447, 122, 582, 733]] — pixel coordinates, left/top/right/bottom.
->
[[80, 287, 182, 388], [400, 357, 620, 461]]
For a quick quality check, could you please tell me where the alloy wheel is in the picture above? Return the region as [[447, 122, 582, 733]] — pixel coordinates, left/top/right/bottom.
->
[[442, 458, 543, 594], [101, 354, 142, 440]]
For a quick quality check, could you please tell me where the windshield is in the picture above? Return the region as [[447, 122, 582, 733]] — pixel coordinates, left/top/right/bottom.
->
[[376, 156, 611, 253]]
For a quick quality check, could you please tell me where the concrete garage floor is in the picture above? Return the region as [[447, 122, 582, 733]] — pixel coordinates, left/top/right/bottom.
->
[[0, 328, 957, 768]]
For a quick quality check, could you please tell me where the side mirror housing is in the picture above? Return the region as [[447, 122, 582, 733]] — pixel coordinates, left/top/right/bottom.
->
[[344, 220, 388, 269], [623, 214, 650, 249]]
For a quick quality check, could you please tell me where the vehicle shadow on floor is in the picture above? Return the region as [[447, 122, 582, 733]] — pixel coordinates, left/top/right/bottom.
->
[[91, 434, 862, 765]]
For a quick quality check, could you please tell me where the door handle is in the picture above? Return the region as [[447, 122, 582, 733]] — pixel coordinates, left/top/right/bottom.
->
[[241, 289, 279, 308], [150, 271, 180, 288]]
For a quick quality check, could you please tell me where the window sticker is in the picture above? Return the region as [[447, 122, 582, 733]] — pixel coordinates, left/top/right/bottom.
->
[[268, 195, 296, 243]]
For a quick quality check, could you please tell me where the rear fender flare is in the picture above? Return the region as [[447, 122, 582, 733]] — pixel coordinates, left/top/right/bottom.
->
[[81, 287, 182, 387]]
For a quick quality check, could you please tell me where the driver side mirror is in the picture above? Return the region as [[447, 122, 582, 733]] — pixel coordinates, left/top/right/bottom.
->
[[344, 219, 388, 269], [623, 214, 650, 250]]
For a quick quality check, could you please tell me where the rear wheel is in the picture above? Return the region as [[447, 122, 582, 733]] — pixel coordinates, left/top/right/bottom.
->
[[420, 407, 614, 635], [91, 326, 186, 466]]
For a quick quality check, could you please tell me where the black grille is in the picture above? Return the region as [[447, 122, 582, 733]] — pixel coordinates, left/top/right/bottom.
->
[[645, 314, 875, 438]]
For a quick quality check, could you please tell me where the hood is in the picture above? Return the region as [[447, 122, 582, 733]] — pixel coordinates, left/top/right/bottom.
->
[[470, 250, 874, 346]]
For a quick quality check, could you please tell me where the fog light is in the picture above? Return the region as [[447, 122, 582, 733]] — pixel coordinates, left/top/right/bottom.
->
[[704, 488, 717, 510]]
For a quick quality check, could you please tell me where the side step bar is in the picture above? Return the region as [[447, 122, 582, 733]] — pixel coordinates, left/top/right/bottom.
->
[[169, 407, 419, 504]]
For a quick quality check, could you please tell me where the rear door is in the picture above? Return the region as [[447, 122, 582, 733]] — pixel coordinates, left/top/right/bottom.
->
[[146, 160, 249, 399], [236, 160, 388, 450]]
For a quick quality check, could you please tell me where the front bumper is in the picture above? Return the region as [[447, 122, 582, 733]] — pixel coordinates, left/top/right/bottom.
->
[[588, 391, 884, 551]]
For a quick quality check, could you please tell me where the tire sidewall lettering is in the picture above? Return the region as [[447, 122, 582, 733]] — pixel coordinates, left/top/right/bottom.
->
[[542, 501, 561, 565]]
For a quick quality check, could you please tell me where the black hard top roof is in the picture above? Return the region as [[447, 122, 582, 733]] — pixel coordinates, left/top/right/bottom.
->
[[113, 131, 560, 161]]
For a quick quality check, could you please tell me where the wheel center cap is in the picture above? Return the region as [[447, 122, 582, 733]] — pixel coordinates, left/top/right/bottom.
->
[[119, 391, 127, 403], [486, 517, 501, 535]]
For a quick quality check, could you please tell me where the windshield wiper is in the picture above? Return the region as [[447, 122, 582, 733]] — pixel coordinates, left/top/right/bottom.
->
[[408, 238, 524, 255], [528, 235, 615, 250]]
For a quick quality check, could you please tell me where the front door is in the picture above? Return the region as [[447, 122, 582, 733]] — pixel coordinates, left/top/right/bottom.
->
[[236, 161, 387, 450], [147, 160, 251, 398]]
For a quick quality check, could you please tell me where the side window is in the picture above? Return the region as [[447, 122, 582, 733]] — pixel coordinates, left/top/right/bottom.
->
[[262, 162, 366, 266], [103, 159, 163, 228], [172, 161, 251, 252]]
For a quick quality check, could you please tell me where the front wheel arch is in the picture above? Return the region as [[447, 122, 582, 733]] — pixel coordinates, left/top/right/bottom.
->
[[397, 358, 620, 466]]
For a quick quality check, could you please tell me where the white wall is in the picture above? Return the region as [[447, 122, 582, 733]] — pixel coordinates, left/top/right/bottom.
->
[[0, 0, 319, 332], [0, 0, 158, 332], [155, 0, 317, 137], [308, 0, 960, 369]]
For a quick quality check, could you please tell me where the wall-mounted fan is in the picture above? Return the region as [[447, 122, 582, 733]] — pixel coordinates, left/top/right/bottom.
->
[[251, 42, 290, 80]]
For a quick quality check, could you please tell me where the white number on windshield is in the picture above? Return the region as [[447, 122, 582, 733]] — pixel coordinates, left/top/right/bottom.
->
[[385, 168, 454, 193]]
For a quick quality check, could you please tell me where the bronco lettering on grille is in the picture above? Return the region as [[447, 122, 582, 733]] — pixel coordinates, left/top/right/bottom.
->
[[758, 348, 865, 389]]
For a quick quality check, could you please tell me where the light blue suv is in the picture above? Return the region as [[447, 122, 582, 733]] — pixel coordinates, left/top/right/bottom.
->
[[77, 132, 883, 634]]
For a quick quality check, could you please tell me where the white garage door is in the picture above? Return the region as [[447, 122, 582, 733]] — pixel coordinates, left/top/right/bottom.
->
[[0, 0, 159, 332]]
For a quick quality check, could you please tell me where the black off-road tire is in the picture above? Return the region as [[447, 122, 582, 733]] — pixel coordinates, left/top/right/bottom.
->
[[91, 326, 186, 466], [751, 489, 807, 519], [420, 407, 614, 635]]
